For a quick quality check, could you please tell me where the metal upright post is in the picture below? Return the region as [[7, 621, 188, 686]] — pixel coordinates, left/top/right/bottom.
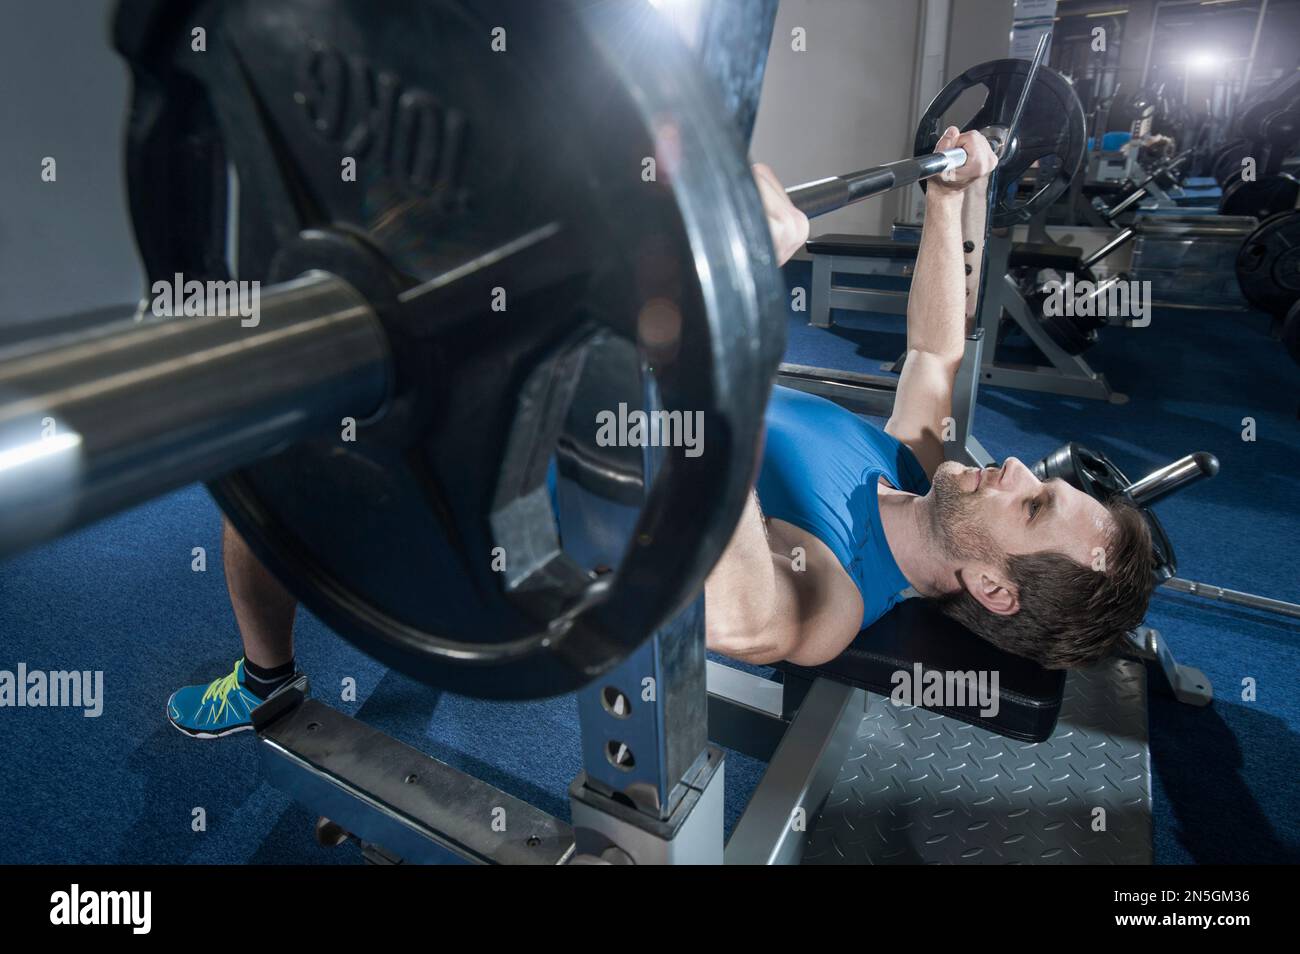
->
[[949, 330, 994, 467], [1240, 0, 1270, 104], [560, 354, 723, 864]]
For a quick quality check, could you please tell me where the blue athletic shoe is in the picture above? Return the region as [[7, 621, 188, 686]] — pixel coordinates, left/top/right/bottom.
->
[[166, 659, 266, 739]]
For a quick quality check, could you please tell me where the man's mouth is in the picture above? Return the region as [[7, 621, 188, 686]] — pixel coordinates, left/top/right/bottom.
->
[[973, 465, 1001, 491]]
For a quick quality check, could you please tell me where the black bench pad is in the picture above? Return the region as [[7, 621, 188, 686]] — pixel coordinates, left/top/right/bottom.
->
[[776, 598, 1066, 742], [805, 232, 1082, 272]]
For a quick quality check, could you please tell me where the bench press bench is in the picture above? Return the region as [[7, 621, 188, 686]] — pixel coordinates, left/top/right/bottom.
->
[[710, 531, 1212, 864], [708, 582, 1152, 865], [779, 598, 1066, 743]]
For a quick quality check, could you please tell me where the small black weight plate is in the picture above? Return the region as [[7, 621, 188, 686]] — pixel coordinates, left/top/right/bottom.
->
[[915, 59, 1086, 227], [1032, 443, 1176, 583], [1236, 210, 1300, 315], [1219, 172, 1300, 219], [1260, 106, 1300, 147]]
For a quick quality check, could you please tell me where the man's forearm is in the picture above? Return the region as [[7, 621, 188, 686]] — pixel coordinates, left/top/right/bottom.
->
[[906, 190, 966, 364]]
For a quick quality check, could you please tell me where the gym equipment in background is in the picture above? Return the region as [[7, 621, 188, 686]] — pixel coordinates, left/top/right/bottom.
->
[[1235, 210, 1300, 317]]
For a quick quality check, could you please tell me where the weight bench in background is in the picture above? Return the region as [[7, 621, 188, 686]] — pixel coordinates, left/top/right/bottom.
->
[[805, 231, 1079, 328], [978, 229, 1127, 403], [804, 230, 1127, 403]]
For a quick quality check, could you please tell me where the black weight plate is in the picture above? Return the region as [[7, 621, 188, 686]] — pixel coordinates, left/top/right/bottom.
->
[[1026, 281, 1100, 356], [915, 59, 1086, 227], [1219, 172, 1300, 219], [1236, 210, 1300, 315], [114, 0, 785, 698], [695, 0, 780, 146], [1032, 442, 1176, 582], [1033, 441, 1129, 498], [1040, 311, 1096, 356], [1211, 138, 1253, 187]]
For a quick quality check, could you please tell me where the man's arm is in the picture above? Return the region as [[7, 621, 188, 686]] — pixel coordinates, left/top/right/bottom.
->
[[703, 165, 860, 667], [704, 493, 864, 665], [703, 491, 783, 662], [885, 126, 997, 477], [751, 161, 809, 266]]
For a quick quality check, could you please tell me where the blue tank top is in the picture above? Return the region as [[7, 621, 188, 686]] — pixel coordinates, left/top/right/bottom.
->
[[757, 385, 931, 629]]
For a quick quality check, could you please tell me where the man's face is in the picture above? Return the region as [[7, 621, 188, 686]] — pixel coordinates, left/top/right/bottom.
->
[[928, 458, 1113, 570]]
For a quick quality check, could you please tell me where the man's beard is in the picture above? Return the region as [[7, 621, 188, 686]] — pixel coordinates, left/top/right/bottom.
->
[[929, 464, 1002, 565]]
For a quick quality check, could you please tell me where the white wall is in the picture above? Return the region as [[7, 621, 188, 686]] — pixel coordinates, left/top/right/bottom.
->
[[945, 0, 1015, 81], [752, 0, 923, 237], [0, 2, 142, 326]]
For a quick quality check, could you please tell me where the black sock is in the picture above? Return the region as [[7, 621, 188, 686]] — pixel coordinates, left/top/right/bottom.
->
[[241, 657, 296, 698]]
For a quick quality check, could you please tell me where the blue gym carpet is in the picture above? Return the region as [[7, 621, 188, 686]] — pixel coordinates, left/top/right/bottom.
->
[[1, 261, 1297, 864]]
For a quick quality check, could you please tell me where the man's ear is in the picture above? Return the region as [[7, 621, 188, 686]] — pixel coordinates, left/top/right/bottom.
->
[[962, 566, 1019, 616]]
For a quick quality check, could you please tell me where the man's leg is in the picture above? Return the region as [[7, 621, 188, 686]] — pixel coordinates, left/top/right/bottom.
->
[[165, 521, 300, 738], [223, 518, 296, 671]]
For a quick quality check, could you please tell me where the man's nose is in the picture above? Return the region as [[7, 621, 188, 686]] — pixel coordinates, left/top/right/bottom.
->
[[999, 457, 1037, 490]]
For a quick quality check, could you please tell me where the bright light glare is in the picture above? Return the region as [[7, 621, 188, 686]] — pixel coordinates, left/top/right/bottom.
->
[[647, 0, 698, 16], [0, 432, 82, 474], [645, 0, 703, 45], [1186, 51, 1222, 71]]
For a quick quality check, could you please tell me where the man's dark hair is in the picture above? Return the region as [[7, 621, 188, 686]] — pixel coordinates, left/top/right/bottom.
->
[[934, 498, 1156, 669]]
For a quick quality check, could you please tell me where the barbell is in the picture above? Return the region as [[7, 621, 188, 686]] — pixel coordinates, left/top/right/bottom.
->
[[788, 54, 1085, 227], [0, 0, 1084, 699]]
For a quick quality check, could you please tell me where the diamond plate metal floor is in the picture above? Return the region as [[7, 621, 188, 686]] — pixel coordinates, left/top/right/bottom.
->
[[802, 658, 1151, 864]]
